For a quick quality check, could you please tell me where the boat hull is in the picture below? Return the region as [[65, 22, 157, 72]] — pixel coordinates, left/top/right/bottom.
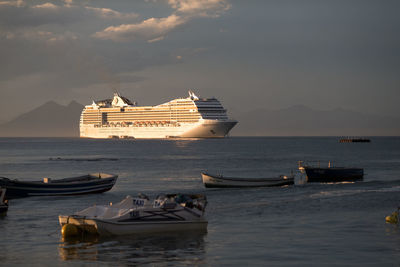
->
[[0, 205, 7, 214], [59, 216, 207, 236], [201, 172, 294, 188], [80, 119, 237, 139], [0, 188, 7, 214], [301, 167, 363, 183], [60, 209, 207, 236], [94, 219, 208, 236], [0, 173, 117, 199]]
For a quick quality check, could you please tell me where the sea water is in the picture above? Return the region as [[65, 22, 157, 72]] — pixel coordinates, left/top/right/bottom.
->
[[0, 137, 399, 266]]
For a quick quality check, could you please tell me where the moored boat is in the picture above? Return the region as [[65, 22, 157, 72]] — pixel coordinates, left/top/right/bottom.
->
[[298, 161, 363, 183], [0, 188, 8, 214], [201, 172, 294, 188], [339, 137, 371, 143], [59, 194, 208, 237], [0, 173, 117, 199]]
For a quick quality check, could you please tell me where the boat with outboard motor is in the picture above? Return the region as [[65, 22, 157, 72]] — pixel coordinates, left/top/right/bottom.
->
[[201, 172, 295, 188], [0, 173, 117, 199], [298, 161, 363, 183], [59, 193, 208, 237]]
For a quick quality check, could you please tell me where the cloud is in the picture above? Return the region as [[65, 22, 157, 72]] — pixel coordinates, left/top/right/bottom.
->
[[0, 0, 24, 7], [63, 0, 73, 6], [33, 2, 58, 9], [1, 0, 230, 43], [0, 0, 232, 121], [168, 0, 231, 17], [93, 0, 230, 42], [85, 6, 138, 20], [1, 30, 78, 43], [93, 14, 186, 42], [0, 2, 76, 27], [0, 1, 139, 29]]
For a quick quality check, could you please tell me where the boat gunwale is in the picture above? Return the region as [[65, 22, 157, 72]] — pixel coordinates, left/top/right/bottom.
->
[[60, 216, 207, 227], [302, 167, 363, 171], [91, 217, 208, 227], [0, 174, 117, 186], [201, 172, 294, 183]]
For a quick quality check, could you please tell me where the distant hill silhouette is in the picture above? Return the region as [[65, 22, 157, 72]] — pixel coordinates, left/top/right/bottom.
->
[[231, 105, 400, 136], [0, 102, 399, 137], [0, 101, 84, 137]]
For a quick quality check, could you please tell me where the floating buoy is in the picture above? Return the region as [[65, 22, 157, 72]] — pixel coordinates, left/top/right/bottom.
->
[[61, 224, 80, 237], [385, 210, 399, 224]]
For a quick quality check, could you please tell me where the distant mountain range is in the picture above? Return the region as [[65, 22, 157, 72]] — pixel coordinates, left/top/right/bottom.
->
[[0, 101, 83, 137], [0, 102, 399, 137], [230, 105, 400, 136]]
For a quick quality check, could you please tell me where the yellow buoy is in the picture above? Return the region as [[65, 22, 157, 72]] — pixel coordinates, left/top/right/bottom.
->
[[385, 211, 399, 224], [61, 224, 80, 237]]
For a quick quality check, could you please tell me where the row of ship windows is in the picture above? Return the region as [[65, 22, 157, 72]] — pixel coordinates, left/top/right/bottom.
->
[[102, 115, 201, 119], [83, 112, 201, 116], [84, 110, 226, 116], [83, 113, 224, 117], [88, 106, 204, 111], [83, 116, 226, 121], [84, 111, 226, 116], [86, 109, 203, 113], [83, 116, 203, 120], [87, 105, 224, 111], [83, 117, 226, 123], [82, 120, 200, 125], [83, 120, 222, 125]]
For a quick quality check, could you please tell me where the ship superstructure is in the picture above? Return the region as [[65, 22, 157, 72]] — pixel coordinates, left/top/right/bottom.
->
[[80, 91, 237, 138]]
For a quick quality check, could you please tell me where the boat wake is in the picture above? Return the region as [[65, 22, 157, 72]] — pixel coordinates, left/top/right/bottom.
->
[[310, 185, 400, 199]]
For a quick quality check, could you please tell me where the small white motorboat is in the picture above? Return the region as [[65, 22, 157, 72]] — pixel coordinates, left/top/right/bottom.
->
[[59, 193, 207, 237], [0, 188, 8, 214], [201, 172, 295, 188]]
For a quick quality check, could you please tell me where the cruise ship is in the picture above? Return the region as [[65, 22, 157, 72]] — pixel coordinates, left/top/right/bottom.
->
[[80, 91, 237, 139]]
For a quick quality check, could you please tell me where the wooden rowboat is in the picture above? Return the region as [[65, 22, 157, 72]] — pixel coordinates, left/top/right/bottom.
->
[[0, 173, 118, 199], [201, 172, 294, 188]]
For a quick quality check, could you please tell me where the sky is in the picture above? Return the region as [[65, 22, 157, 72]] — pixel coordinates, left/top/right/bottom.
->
[[0, 0, 399, 123]]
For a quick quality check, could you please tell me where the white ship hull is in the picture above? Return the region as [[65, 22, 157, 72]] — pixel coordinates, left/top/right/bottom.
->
[[80, 119, 237, 139]]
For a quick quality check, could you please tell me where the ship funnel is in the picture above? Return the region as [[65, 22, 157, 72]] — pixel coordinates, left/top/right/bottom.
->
[[188, 90, 199, 100]]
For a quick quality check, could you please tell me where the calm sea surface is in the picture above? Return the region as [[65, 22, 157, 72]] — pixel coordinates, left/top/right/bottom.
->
[[0, 137, 400, 266]]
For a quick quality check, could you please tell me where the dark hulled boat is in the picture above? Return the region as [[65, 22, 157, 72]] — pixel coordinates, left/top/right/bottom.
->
[[0, 173, 117, 199], [339, 137, 371, 143], [298, 161, 363, 183], [0, 188, 8, 214]]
